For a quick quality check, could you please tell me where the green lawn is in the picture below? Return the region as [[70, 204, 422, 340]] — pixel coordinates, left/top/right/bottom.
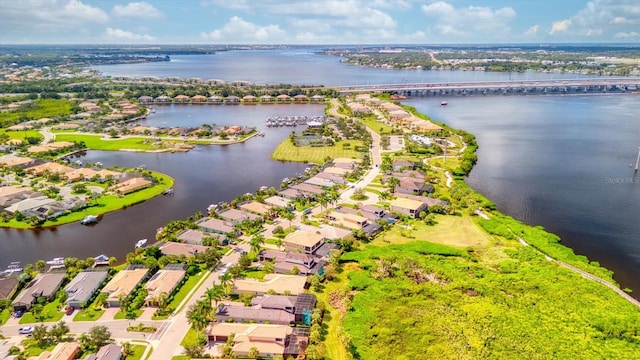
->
[[19, 339, 56, 358], [125, 344, 148, 360], [0, 99, 74, 126], [180, 327, 200, 346], [55, 134, 165, 151], [114, 309, 143, 320], [153, 268, 208, 320], [0, 308, 10, 325], [271, 139, 364, 163], [19, 299, 64, 324], [0, 129, 44, 141], [355, 116, 395, 135], [373, 215, 491, 248], [74, 307, 105, 322]]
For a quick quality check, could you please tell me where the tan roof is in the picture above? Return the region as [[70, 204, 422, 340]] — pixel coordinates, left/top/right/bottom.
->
[[47, 141, 74, 149], [111, 177, 152, 194], [332, 157, 361, 164], [52, 123, 80, 130], [232, 274, 307, 295], [66, 167, 98, 181], [0, 156, 34, 167], [28, 162, 75, 175], [327, 211, 368, 230], [0, 185, 31, 197], [159, 242, 210, 256], [390, 197, 425, 211], [323, 166, 349, 175], [284, 230, 324, 248], [264, 196, 290, 208], [29, 342, 79, 360], [102, 268, 149, 302], [208, 323, 292, 356], [239, 201, 272, 215], [144, 268, 186, 302], [97, 169, 121, 179]]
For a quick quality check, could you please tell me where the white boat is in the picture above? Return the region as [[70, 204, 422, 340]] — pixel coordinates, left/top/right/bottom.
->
[[440, 101, 448, 106], [46, 257, 65, 265], [135, 239, 148, 248], [81, 215, 98, 225]]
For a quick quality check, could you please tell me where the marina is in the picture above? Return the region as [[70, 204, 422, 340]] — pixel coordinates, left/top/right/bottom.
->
[[265, 115, 333, 127]]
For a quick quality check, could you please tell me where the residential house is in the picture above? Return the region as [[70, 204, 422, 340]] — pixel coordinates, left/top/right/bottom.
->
[[110, 177, 152, 195], [85, 343, 123, 360], [389, 197, 428, 218], [208, 95, 223, 104], [326, 210, 369, 230], [259, 250, 326, 276], [277, 188, 303, 200], [323, 166, 350, 176], [290, 183, 324, 196], [396, 177, 434, 196], [197, 218, 235, 235], [0, 155, 35, 168], [65, 271, 108, 309], [293, 94, 309, 102], [259, 95, 274, 103], [314, 171, 346, 184], [29, 342, 79, 360], [138, 96, 153, 104], [392, 160, 420, 172], [276, 94, 291, 102], [176, 229, 225, 245], [0, 276, 19, 302], [218, 208, 261, 224], [225, 95, 241, 104], [239, 201, 273, 217], [283, 230, 324, 255], [232, 274, 307, 296], [158, 242, 210, 257], [101, 267, 149, 307], [296, 223, 352, 241], [173, 95, 190, 103], [264, 196, 291, 209], [310, 95, 325, 102], [242, 95, 258, 103], [206, 323, 300, 358], [215, 303, 295, 325], [304, 176, 335, 188], [144, 265, 186, 306], [12, 272, 66, 311]]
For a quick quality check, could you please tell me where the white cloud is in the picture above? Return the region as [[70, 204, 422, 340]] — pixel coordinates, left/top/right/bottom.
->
[[549, 0, 640, 40], [420, 1, 516, 40], [615, 31, 639, 38], [201, 17, 285, 43], [105, 27, 155, 41], [112, 2, 163, 18], [0, 0, 109, 32], [524, 25, 540, 36], [550, 19, 572, 34]]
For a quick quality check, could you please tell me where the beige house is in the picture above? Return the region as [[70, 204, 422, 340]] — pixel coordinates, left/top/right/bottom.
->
[[144, 266, 186, 306], [232, 274, 307, 296], [326, 211, 369, 230], [283, 230, 324, 254], [111, 177, 152, 195], [101, 268, 149, 307], [207, 323, 293, 358], [389, 197, 428, 218], [239, 201, 273, 216], [28, 342, 79, 360]]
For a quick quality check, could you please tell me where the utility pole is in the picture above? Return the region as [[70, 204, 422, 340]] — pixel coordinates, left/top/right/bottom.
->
[[635, 146, 640, 173]]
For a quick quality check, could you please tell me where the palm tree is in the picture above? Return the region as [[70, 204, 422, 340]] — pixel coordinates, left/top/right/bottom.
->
[[387, 176, 400, 193], [283, 210, 295, 230], [250, 233, 265, 255], [205, 285, 226, 312], [218, 272, 233, 294], [186, 304, 208, 339]]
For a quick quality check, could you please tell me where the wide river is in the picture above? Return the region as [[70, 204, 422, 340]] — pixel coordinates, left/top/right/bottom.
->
[[3, 49, 640, 295]]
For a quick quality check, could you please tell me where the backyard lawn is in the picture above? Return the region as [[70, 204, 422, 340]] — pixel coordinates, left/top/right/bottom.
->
[[55, 134, 165, 151]]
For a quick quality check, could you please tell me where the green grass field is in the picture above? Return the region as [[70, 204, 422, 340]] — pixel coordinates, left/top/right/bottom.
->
[[0, 99, 74, 126], [271, 139, 364, 163], [73, 307, 105, 322], [373, 215, 491, 248], [55, 134, 163, 151], [355, 116, 395, 135], [19, 299, 64, 324], [0, 129, 43, 141]]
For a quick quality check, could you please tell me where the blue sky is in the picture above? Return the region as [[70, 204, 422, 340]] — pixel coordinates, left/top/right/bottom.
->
[[1, 0, 639, 44]]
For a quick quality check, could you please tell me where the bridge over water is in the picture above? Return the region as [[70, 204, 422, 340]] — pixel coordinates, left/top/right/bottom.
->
[[336, 78, 640, 96]]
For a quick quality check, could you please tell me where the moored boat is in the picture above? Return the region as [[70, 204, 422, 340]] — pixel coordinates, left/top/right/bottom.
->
[[441, 100, 448, 106], [135, 239, 148, 248], [81, 215, 98, 225]]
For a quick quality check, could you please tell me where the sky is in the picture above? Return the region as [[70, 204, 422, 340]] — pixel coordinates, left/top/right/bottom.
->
[[0, 0, 639, 45]]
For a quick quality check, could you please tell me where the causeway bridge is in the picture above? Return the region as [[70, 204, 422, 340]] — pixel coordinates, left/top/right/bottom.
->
[[336, 78, 640, 96]]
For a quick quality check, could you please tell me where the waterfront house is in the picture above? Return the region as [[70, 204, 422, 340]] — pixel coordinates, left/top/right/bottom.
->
[[253, 294, 317, 324], [304, 176, 336, 188], [389, 197, 428, 218], [278, 188, 304, 200], [264, 195, 291, 209], [208, 95, 223, 104], [259, 95, 274, 103], [173, 94, 190, 103], [65, 271, 108, 309], [239, 201, 273, 217], [138, 95, 153, 104], [310, 94, 325, 102], [191, 95, 208, 103], [283, 230, 324, 255], [197, 218, 235, 235], [158, 242, 210, 257], [225, 95, 241, 104], [155, 95, 171, 104], [110, 177, 152, 195], [4, 196, 56, 216], [101, 267, 149, 307], [323, 166, 350, 176], [0, 155, 36, 168], [26, 162, 75, 177], [314, 171, 346, 184], [12, 272, 66, 311], [276, 94, 291, 103], [206, 323, 298, 358], [218, 208, 261, 224], [293, 94, 309, 102], [0, 276, 19, 302], [176, 229, 225, 245], [144, 264, 186, 306], [396, 177, 434, 196], [232, 274, 307, 296], [242, 95, 258, 103], [290, 183, 324, 196]]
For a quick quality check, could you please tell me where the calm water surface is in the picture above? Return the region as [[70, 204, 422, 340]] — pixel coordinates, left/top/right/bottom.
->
[[3, 50, 640, 295], [405, 95, 640, 290]]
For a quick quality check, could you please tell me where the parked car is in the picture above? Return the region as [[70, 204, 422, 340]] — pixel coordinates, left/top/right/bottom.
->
[[18, 326, 34, 335], [65, 306, 74, 315], [14, 310, 23, 318]]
